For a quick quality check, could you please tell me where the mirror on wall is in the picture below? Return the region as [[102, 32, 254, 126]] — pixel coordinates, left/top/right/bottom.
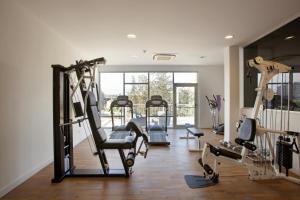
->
[[244, 17, 300, 111]]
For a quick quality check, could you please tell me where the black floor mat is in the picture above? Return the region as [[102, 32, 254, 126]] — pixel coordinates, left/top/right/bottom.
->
[[184, 175, 217, 188]]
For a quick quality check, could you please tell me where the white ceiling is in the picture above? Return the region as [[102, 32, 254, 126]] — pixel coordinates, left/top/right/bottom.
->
[[16, 0, 300, 65]]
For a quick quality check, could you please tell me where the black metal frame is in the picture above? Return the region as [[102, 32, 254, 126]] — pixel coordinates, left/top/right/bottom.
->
[[52, 58, 135, 182]]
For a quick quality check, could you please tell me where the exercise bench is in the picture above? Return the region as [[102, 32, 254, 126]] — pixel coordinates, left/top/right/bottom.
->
[[179, 123, 195, 140], [186, 127, 204, 152]]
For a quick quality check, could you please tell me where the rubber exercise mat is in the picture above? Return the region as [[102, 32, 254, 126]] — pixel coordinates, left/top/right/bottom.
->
[[184, 175, 217, 188]]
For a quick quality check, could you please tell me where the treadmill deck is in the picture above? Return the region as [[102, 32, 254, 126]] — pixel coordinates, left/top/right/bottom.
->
[[148, 131, 170, 145]]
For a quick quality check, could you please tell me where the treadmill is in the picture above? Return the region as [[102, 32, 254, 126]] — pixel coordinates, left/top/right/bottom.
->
[[145, 95, 170, 145], [110, 95, 133, 139]]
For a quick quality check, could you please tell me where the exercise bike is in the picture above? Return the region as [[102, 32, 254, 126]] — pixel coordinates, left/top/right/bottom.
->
[[206, 95, 224, 135]]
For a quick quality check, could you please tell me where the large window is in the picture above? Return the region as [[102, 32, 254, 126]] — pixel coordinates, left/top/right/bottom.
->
[[100, 73, 123, 127], [175, 86, 196, 125], [99, 72, 198, 128], [149, 73, 173, 127], [125, 73, 148, 83], [293, 73, 300, 110]]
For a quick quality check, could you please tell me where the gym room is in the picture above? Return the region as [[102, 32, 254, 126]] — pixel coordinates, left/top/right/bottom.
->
[[0, 0, 300, 199]]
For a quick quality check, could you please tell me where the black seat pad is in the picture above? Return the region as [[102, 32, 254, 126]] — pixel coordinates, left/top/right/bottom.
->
[[187, 128, 204, 137], [209, 145, 242, 160], [193, 133, 204, 137], [101, 136, 135, 149], [218, 148, 242, 160]]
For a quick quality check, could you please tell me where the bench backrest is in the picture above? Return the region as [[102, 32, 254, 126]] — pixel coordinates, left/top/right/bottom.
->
[[86, 92, 107, 147], [238, 118, 256, 141]]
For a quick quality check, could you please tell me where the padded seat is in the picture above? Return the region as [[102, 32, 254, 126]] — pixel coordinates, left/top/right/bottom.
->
[[209, 145, 242, 160], [187, 128, 204, 137], [101, 136, 135, 149], [194, 132, 204, 137], [218, 148, 242, 160], [185, 127, 204, 152]]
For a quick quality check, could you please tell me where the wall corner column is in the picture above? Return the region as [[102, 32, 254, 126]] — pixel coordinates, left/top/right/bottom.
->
[[224, 46, 240, 142]]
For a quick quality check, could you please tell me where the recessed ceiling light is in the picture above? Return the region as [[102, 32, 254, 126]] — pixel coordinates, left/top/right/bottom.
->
[[131, 55, 138, 58], [200, 56, 206, 59], [285, 35, 295, 40], [127, 34, 137, 39], [224, 35, 234, 39]]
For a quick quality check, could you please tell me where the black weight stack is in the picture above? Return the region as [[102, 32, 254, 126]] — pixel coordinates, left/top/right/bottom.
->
[[276, 138, 293, 176]]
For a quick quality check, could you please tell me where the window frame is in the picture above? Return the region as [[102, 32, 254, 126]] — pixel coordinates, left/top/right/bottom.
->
[[99, 71, 198, 127]]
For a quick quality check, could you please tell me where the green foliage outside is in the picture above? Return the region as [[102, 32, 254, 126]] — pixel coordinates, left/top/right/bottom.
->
[[125, 73, 174, 116], [125, 75, 148, 117], [177, 88, 194, 117], [101, 72, 196, 127]]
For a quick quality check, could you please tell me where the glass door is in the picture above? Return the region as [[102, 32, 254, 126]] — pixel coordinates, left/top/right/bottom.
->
[[174, 84, 197, 128]]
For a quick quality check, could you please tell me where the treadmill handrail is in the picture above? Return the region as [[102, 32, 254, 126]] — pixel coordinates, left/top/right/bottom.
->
[[145, 96, 169, 133], [110, 96, 134, 131]]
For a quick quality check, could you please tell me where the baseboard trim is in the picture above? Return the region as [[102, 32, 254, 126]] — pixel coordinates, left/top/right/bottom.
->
[[0, 157, 53, 198]]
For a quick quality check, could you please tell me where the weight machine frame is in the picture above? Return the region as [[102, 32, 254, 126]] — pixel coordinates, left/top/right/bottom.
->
[[200, 57, 300, 185], [52, 58, 146, 182]]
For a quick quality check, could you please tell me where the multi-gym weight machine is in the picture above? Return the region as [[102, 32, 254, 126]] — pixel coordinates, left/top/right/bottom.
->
[[52, 57, 149, 182], [185, 56, 300, 188]]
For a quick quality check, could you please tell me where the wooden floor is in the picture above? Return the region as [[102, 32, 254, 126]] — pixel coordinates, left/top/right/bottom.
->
[[2, 129, 300, 200]]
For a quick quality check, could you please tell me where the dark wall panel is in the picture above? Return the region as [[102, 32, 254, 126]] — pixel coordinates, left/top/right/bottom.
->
[[244, 17, 300, 108]]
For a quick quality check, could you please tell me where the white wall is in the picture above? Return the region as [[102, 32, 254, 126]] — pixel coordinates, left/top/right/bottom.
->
[[0, 1, 85, 197], [224, 46, 240, 142], [101, 65, 224, 128]]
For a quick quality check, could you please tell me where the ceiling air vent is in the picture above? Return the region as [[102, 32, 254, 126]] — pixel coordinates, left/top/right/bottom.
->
[[153, 53, 176, 61]]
